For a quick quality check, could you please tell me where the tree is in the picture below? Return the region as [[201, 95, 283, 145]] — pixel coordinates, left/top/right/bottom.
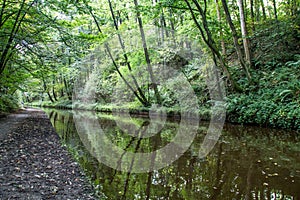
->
[[237, 0, 252, 66], [0, 0, 34, 75], [221, 0, 252, 81], [250, 0, 255, 30], [260, 0, 267, 20], [215, 0, 226, 56], [272, 0, 278, 21], [133, 0, 161, 104], [184, 0, 242, 91], [107, 0, 149, 105], [83, 0, 151, 107]]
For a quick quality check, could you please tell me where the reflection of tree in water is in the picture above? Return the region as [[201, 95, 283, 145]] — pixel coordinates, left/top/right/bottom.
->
[[48, 110, 300, 200], [107, 120, 161, 200]]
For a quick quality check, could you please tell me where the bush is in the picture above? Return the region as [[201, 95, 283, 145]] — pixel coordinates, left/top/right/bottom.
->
[[0, 93, 19, 112]]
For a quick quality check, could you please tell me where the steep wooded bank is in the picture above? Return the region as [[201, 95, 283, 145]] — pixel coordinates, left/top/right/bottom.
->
[[0, 0, 299, 130]]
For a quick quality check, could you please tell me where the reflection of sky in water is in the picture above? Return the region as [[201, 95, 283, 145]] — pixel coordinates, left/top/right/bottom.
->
[[47, 109, 300, 200]]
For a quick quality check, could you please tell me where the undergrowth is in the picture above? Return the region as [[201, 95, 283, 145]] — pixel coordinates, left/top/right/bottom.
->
[[227, 55, 300, 130]]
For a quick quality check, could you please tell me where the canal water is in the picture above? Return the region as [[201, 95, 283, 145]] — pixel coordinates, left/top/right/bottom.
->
[[45, 109, 299, 200]]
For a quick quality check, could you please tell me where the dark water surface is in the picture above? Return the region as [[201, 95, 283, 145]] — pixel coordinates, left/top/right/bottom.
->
[[45, 109, 300, 200]]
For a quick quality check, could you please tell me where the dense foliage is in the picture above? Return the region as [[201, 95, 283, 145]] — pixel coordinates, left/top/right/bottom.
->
[[227, 55, 300, 129], [0, 0, 299, 130]]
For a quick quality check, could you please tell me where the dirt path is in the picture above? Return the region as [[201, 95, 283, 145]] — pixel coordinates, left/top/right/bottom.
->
[[0, 108, 98, 199], [0, 109, 30, 141]]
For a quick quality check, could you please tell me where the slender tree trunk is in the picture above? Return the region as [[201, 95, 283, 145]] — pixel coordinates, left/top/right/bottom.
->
[[0, 0, 7, 28], [61, 89, 64, 99], [266, 0, 273, 18], [243, 0, 248, 21], [60, 76, 64, 98], [0, 0, 25, 75], [215, 0, 226, 56], [43, 78, 54, 103], [260, 0, 267, 20], [63, 77, 72, 100], [160, 15, 165, 44], [255, 0, 260, 21], [168, 8, 176, 43], [47, 92, 54, 103], [84, 0, 150, 106], [250, 0, 255, 31], [64, 57, 72, 100], [133, 0, 161, 104], [221, 0, 252, 81], [152, 0, 161, 46], [237, 0, 252, 66], [106, 43, 150, 106], [107, 0, 149, 105], [117, 10, 122, 25], [272, 0, 278, 21], [52, 77, 58, 101], [0, 0, 35, 76], [161, 8, 169, 39], [185, 0, 242, 92]]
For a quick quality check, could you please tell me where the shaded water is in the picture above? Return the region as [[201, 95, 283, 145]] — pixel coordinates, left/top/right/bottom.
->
[[45, 109, 300, 200]]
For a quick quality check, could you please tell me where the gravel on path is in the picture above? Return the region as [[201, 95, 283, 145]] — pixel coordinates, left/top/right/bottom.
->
[[0, 108, 98, 199]]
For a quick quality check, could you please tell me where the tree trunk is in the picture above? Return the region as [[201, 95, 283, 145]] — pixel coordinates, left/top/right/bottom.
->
[[47, 92, 54, 103], [133, 0, 161, 104], [215, 0, 226, 56], [250, 0, 255, 31], [152, 0, 161, 46], [107, 0, 149, 105], [161, 8, 169, 39], [52, 76, 58, 101], [185, 0, 242, 92], [60, 76, 64, 98], [260, 0, 267, 20], [237, 0, 252, 66], [43, 78, 54, 103], [243, 0, 248, 21], [272, 0, 278, 21], [63, 77, 72, 100], [84, 0, 150, 106], [221, 0, 252, 81], [0, 0, 35, 76], [106, 43, 150, 107], [168, 8, 176, 44], [0, 0, 7, 29], [0, 0, 26, 75], [255, 0, 260, 21]]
